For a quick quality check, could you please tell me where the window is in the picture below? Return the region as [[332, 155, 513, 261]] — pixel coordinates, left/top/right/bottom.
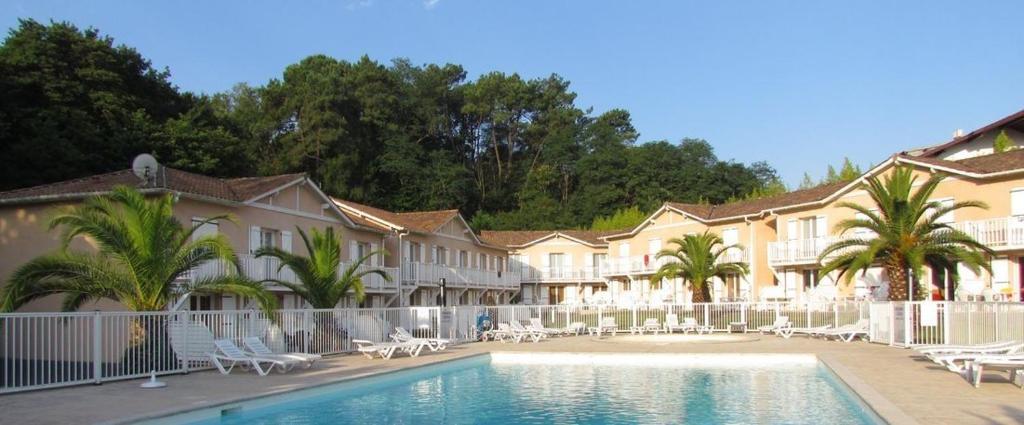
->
[[459, 250, 469, 268], [648, 239, 662, 255], [435, 246, 447, 265], [619, 243, 630, 258], [928, 198, 955, 224], [496, 257, 504, 273], [189, 295, 214, 311], [479, 253, 488, 270], [802, 269, 819, 290], [260, 229, 276, 249], [801, 217, 823, 239], [593, 253, 607, 271], [356, 242, 371, 259], [409, 242, 422, 262], [1012, 189, 1024, 217]]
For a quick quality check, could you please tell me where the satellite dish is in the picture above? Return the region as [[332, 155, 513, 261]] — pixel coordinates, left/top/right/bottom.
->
[[132, 154, 160, 184]]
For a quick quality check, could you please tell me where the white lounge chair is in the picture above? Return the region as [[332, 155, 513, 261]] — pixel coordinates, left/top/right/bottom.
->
[[917, 341, 1018, 356], [969, 355, 1024, 388], [588, 317, 619, 335], [352, 339, 423, 359], [566, 322, 587, 336], [819, 319, 869, 342], [778, 325, 831, 339], [209, 339, 299, 376], [510, 321, 546, 342], [682, 317, 712, 335], [641, 318, 662, 334], [242, 336, 321, 368], [928, 343, 1024, 372], [394, 327, 450, 351], [664, 314, 688, 333], [529, 318, 568, 337], [757, 316, 790, 335]]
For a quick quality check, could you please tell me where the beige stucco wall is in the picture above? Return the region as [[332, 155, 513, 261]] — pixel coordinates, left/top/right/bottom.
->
[[0, 183, 387, 312]]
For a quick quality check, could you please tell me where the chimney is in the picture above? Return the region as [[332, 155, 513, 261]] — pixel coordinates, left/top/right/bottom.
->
[[953, 129, 964, 138]]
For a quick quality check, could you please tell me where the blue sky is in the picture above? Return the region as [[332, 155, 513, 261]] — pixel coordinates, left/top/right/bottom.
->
[[3, 1, 1023, 186]]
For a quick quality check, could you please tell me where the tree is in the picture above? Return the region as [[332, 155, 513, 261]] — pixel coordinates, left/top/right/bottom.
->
[[255, 226, 389, 308], [994, 130, 1015, 153], [817, 167, 993, 301], [650, 231, 750, 303], [0, 186, 275, 373], [0, 20, 187, 190], [799, 173, 817, 189], [591, 206, 647, 231]]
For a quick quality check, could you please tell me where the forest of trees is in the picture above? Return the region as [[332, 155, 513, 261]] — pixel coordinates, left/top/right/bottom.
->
[[0, 20, 787, 230]]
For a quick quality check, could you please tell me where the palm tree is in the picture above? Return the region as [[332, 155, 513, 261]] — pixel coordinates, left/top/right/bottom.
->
[[0, 186, 275, 312], [818, 166, 993, 301], [0, 186, 276, 373], [255, 226, 389, 350], [650, 231, 750, 303], [254, 226, 390, 309]]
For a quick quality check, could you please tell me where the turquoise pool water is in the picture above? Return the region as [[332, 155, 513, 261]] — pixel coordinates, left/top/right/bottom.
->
[[186, 354, 881, 425]]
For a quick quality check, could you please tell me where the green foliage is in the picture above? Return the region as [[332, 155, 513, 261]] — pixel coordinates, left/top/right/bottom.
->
[[994, 130, 1014, 153], [650, 231, 750, 303], [0, 186, 276, 313], [799, 173, 817, 189], [591, 206, 647, 231], [255, 227, 389, 308], [0, 21, 782, 231], [818, 167, 993, 301], [801, 157, 863, 188]]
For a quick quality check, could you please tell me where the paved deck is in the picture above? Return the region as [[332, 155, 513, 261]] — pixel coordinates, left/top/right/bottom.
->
[[3, 335, 1023, 424]]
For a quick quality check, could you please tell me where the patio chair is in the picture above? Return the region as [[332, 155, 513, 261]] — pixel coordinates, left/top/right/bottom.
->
[[757, 316, 790, 335], [242, 336, 322, 368], [510, 321, 545, 342], [664, 314, 688, 333], [529, 318, 568, 337], [916, 341, 1018, 356], [589, 317, 619, 335], [394, 326, 450, 351], [209, 339, 300, 376], [778, 325, 831, 339], [818, 319, 869, 342], [928, 343, 1024, 372], [682, 317, 712, 335], [352, 339, 424, 359], [969, 355, 1024, 388], [642, 318, 662, 334]]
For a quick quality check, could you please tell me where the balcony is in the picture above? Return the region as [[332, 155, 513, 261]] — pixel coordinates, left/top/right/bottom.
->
[[950, 216, 1024, 250], [604, 247, 750, 275], [767, 236, 855, 266], [518, 266, 605, 283], [184, 254, 400, 293], [400, 262, 521, 289]]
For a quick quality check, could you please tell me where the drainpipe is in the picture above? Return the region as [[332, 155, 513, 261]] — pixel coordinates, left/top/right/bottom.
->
[[396, 230, 409, 307], [745, 216, 756, 302]]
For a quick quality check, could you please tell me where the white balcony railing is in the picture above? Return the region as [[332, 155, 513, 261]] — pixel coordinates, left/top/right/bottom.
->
[[950, 216, 1024, 250], [401, 262, 521, 289], [183, 254, 399, 293], [518, 266, 605, 283], [766, 235, 859, 266], [603, 247, 750, 275]]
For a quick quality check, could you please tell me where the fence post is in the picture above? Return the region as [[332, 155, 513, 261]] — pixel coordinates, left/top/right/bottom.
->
[[740, 302, 746, 326], [92, 311, 102, 384], [833, 303, 839, 327], [943, 302, 951, 345], [303, 309, 311, 355], [703, 304, 710, 328], [632, 305, 638, 328], [597, 305, 603, 337], [181, 311, 190, 374], [903, 302, 912, 347]]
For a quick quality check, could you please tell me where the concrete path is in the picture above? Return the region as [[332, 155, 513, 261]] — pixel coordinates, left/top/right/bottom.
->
[[2, 335, 1022, 424]]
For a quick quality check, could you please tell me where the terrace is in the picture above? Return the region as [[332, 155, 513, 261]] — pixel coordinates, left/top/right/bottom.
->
[[400, 262, 521, 289], [4, 333, 1024, 424], [185, 254, 400, 293], [603, 246, 750, 275]]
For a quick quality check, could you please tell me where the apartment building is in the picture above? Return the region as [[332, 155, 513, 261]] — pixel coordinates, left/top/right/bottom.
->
[[334, 201, 518, 307], [481, 230, 615, 304], [0, 161, 395, 312]]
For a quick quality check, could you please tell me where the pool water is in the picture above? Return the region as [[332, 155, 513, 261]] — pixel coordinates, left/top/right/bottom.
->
[[186, 354, 881, 425]]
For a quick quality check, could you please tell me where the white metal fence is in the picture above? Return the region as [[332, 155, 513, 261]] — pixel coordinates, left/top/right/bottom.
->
[[3, 301, 1023, 394]]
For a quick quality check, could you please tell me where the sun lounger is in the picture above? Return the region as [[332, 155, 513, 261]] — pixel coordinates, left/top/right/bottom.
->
[[682, 317, 712, 335], [819, 319, 869, 342], [757, 316, 790, 335], [394, 327, 450, 351], [664, 314, 688, 334], [588, 317, 619, 336], [528, 318, 566, 337], [511, 320, 546, 341], [209, 339, 300, 376], [778, 325, 831, 339], [969, 355, 1024, 388], [242, 336, 321, 368], [566, 322, 587, 336], [642, 318, 662, 334], [928, 343, 1024, 372], [352, 339, 424, 359], [916, 341, 1018, 356]]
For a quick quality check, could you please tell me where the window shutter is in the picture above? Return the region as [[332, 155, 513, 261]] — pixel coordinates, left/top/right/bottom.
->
[[430, 245, 436, 263], [1013, 190, 1024, 217], [402, 241, 411, 261], [281, 231, 293, 253], [370, 242, 379, 265], [418, 244, 425, 263], [787, 219, 798, 241], [815, 216, 827, 238], [249, 226, 261, 254], [565, 253, 573, 272], [541, 253, 550, 273], [350, 241, 358, 261], [993, 258, 1010, 284]]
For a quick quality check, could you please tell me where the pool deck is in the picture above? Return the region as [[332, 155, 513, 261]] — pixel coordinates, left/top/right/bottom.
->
[[4, 335, 1023, 424]]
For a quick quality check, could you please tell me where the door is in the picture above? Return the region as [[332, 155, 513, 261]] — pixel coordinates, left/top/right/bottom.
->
[[548, 286, 564, 304], [722, 228, 739, 262], [259, 229, 276, 280], [549, 253, 565, 278]]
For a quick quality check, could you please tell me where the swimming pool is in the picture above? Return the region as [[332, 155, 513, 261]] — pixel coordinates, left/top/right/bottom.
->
[[172, 353, 882, 424]]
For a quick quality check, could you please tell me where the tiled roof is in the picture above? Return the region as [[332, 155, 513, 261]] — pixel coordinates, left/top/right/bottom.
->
[[0, 167, 306, 204], [915, 109, 1024, 157], [900, 149, 1024, 175], [479, 229, 619, 248], [664, 181, 850, 222], [334, 200, 460, 234]]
